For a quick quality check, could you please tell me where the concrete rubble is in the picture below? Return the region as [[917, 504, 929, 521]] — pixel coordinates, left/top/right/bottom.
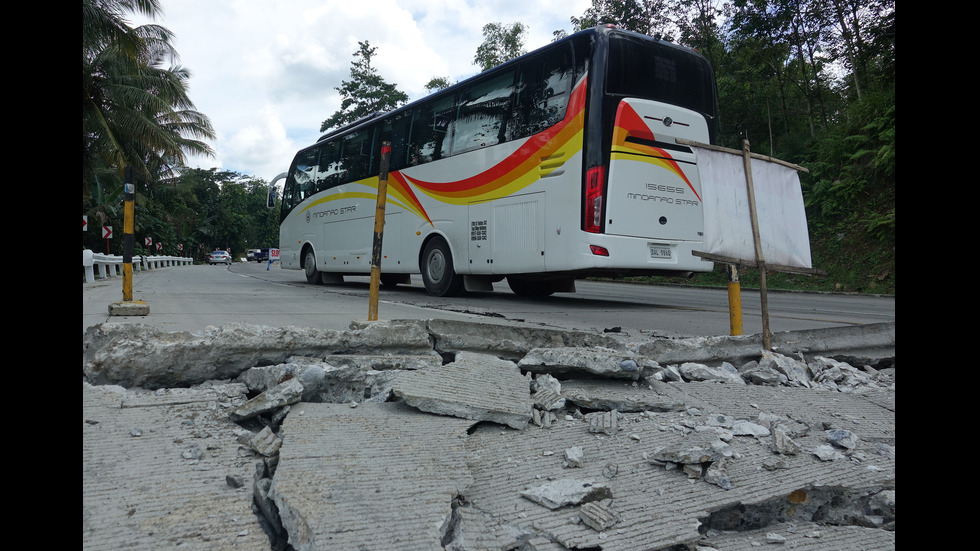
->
[[83, 319, 895, 550]]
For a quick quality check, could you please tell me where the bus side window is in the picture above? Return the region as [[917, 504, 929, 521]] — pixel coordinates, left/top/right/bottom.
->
[[316, 140, 342, 191], [513, 46, 573, 139], [341, 129, 373, 182], [408, 96, 454, 166], [452, 69, 515, 154], [291, 148, 318, 203], [378, 111, 411, 172], [281, 176, 296, 215]]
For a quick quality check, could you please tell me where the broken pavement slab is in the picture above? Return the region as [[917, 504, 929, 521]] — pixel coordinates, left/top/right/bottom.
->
[[459, 379, 894, 551], [82, 382, 271, 550], [82, 320, 439, 389], [520, 478, 612, 509], [82, 319, 895, 550], [392, 351, 533, 430], [518, 346, 651, 379], [270, 401, 473, 551]]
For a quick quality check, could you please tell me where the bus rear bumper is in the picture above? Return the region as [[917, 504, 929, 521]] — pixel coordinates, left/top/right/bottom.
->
[[570, 235, 714, 275]]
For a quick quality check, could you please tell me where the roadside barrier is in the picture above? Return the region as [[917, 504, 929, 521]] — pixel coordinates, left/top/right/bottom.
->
[[83, 249, 193, 283]]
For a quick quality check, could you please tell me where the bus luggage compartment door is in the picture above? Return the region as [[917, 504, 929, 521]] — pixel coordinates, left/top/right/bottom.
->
[[604, 99, 708, 243], [467, 192, 545, 274]]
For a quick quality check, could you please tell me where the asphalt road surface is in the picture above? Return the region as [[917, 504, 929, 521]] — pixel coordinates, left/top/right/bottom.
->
[[82, 261, 895, 337]]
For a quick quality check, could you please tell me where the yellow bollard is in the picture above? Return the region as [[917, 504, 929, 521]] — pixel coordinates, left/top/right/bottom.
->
[[726, 264, 743, 336], [109, 166, 149, 316], [122, 179, 134, 302]]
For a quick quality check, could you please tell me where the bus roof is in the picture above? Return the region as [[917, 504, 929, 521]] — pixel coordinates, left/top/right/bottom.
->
[[311, 25, 709, 146]]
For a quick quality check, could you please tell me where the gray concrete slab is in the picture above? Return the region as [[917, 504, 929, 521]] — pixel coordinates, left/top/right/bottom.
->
[[82, 382, 271, 550], [270, 401, 473, 551], [697, 523, 896, 550], [458, 381, 895, 551], [392, 351, 533, 429]]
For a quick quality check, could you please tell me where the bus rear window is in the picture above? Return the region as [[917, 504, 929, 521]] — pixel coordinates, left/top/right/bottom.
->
[[605, 35, 715, 119]]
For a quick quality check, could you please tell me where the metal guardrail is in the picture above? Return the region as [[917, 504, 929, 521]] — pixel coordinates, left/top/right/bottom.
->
[[82, 249, 193, 283]]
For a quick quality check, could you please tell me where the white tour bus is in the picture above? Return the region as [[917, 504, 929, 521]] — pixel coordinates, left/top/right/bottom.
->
[[271, 25, 719, 296]]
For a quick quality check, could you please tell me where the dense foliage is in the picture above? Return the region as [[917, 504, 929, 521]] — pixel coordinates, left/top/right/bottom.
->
[[82, 168, 281, 261]]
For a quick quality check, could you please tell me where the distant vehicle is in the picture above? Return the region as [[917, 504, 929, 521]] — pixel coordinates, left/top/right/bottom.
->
[[246, 249, 261, 260], [254, 248, 270, 262], [208, 250, 231, 265]]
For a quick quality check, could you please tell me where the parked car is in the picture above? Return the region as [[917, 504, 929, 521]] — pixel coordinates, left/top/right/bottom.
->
[[207, 250, 231, 265], [246, 249, 261, 260], [254, 248, 269, 262]]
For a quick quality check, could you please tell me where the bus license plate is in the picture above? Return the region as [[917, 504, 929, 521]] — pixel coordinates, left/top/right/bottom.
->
[[649, 244, 672, 259]]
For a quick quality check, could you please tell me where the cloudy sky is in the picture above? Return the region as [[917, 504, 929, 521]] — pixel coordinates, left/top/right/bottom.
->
[[128, 0, 594, 182]]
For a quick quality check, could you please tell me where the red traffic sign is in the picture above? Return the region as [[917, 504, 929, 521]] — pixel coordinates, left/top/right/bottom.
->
[[145, 237, 153, 247], [102, 226, 112, 239], [83, 215, 88, 231]]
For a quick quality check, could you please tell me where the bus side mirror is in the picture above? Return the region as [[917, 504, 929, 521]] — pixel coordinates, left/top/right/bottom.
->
[[267, 172, 287, 209]]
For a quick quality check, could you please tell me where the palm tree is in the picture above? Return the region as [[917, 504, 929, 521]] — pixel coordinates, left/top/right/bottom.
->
[[83, 0, 215, 201], [83, 0, 216, 252]]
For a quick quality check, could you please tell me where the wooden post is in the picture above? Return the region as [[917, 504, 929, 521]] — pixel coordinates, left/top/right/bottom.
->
[[741, 139, 772, 350], [368, 142, 392, 321]]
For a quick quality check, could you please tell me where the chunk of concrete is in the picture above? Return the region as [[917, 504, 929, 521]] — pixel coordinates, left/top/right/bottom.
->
[[531, 387, 566, 411], [519, 346, 649, 380], [586, 410, 619, 435], [392, 352, 532, 429], [229, 377, 304, 422], [249, 426, 282, 457], [759, 350, 812, 388], [520, 479, 612, 510], [579, 498, 620, 531], [677, 362, 746, 384], [649, 431, 734, 465]]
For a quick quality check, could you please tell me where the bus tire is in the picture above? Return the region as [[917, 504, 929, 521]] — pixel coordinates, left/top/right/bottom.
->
[[507, 276, 557, 297], [304, 249, 322, 284], [421, 237, 463, 297]]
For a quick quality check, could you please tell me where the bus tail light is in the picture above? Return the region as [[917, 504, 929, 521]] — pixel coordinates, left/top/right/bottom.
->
[[585, 166, 606, 233], [590, 245, 609, 256]]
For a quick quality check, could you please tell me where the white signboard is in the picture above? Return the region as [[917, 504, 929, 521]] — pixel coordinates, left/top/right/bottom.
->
[[696, 147, 812, 269]]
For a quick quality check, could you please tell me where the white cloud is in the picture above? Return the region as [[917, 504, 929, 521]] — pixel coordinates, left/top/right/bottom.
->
[[130, 0, 592, 182]]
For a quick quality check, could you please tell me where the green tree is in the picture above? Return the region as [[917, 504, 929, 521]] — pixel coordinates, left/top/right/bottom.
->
[[424, 76, 454, 93], [473, 22, 527, 71], [83, 0, 216, 256], [320, 41, 409, 133], [172, 168, 281, 259], [570, 0, 674, 39], [83, 0, 215, 193]]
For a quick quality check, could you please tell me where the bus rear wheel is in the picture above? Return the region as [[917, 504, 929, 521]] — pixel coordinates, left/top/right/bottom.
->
[[421, 237, 463, 297], [304, 249, 321, 284]]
